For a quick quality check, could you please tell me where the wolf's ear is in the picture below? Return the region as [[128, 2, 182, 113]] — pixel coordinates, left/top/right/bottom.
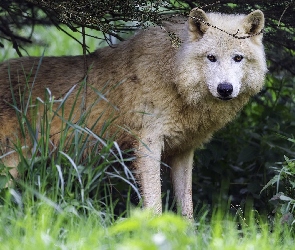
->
[[243, 10, 264, 35], [188, 8, 209, 39]]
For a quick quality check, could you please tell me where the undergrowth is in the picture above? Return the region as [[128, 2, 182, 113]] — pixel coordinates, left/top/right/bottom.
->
[[0, 58, 139, 220], [261, 139, 295, 226], [0, 199, 294, 249]]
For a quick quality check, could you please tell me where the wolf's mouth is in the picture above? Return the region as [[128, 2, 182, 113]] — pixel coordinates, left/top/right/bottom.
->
[[218, 97, 233, 101]]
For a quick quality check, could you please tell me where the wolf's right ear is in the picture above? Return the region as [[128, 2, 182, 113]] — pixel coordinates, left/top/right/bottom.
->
[[188, 8, 209, 40]]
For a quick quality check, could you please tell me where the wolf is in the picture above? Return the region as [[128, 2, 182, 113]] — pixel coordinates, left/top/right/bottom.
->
[[0, 8, 266, 220]]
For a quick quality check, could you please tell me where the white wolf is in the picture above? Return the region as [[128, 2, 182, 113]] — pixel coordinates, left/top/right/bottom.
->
[[0, 8, 267, 220]]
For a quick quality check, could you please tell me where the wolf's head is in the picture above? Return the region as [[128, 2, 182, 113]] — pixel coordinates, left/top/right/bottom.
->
[[175, 8, 267, 104]]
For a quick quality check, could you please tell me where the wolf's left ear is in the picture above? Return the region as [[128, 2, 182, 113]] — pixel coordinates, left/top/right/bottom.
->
[[243, 10, 265, 35]]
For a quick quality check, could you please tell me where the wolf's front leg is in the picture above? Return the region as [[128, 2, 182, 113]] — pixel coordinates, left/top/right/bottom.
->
[[170, 149, 194, 220], [135, 137, 162, 214]]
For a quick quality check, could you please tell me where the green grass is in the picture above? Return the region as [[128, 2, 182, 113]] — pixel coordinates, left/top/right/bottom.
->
[[1, 23, 295, 250], [0, 200, 294, 250]]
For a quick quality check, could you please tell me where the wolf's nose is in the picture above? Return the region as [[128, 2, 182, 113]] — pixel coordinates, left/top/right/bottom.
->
[[217, 83, 233, 98]]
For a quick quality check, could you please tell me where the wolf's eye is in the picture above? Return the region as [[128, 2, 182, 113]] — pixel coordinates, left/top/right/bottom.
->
[[233, 55, 244, 62], [207, 55, 217, 62]]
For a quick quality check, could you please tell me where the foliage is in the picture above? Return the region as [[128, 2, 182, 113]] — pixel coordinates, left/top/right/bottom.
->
[[261, 153, 295, 226], [0, 24, 108, 60], [0, 58, 139, 217], [0, 200, 294, 249], [0, 0, 175, 56], [2, 0, 295, 74]]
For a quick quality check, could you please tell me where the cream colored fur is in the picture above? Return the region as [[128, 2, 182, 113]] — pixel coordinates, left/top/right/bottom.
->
[[0, 8, 267, 220]]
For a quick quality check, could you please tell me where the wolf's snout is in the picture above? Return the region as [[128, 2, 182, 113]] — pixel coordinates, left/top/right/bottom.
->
[[217, 83, 233, 100]]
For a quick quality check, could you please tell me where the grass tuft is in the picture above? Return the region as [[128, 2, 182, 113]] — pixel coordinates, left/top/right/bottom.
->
[[0, 56, 139, 223]]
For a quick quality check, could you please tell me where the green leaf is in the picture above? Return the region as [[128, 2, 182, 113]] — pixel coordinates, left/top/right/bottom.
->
[[287, 138, 295, 143], [0, 176, 9, 189], [279, 195, 294, 202], [260, 175, 280, 194]]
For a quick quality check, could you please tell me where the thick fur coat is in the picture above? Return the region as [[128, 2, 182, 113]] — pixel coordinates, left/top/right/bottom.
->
[[0, 8, 267, 219]]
